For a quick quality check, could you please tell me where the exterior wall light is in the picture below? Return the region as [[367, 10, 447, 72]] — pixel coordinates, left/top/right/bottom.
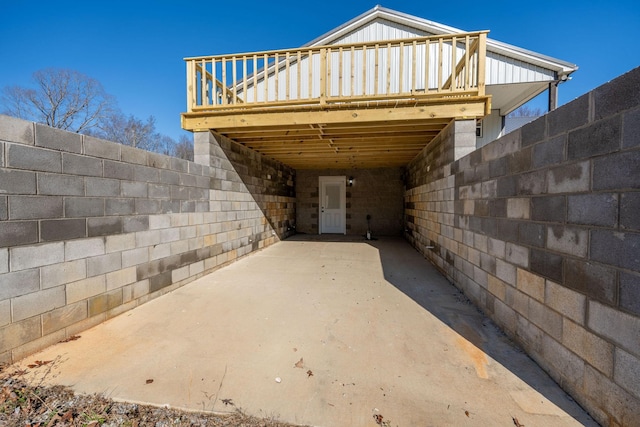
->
[[348, 176, 354, 186]]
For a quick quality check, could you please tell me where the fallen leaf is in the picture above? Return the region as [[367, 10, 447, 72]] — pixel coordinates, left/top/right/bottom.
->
[[221, 398, 234, 406], [294, 358, 304, 368], [306, 370, 313, 378], [45, 413, 61, 427], [145, 379, 154, 384], [465, 410, 469, 417], [27, 360, 52, 369], [512, 417, 525, 427], [59, 335, 81, 343], [373, 414, 384, 425]]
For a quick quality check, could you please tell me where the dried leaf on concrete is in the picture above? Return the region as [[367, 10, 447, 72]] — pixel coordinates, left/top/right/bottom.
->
[[59, 335, 81, 343], [27, 360, 52, 369]]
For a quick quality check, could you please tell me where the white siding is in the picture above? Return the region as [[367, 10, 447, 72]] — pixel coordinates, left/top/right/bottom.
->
[[332, 18, 557, 86], [331, 19, 430, 44], [486, 52, 556, 85], [476, 109, 504, 149]]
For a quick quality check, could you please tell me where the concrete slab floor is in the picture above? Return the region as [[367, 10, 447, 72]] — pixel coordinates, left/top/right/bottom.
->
[[13, 237, 597, 427]]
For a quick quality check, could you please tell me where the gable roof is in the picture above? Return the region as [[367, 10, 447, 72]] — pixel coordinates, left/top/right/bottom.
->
[[305, 5, 577, 78]]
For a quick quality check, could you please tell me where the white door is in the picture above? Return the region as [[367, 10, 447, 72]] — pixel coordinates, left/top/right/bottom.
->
[[319, 176, 346, 234]]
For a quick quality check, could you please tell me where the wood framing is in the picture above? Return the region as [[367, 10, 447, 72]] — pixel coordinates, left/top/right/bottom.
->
[[182, 30, 492, 169]]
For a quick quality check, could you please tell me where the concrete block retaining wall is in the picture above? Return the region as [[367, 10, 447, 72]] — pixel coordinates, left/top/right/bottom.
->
[[0, 117, 295, 363], [404, 67, 640, 426]]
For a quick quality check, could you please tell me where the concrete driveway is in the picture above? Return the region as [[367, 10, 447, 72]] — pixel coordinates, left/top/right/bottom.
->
[[16, 236, 596, 426]]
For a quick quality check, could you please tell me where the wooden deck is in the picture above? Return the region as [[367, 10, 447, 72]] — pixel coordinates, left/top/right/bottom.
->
[[181, 32, 491, 169]]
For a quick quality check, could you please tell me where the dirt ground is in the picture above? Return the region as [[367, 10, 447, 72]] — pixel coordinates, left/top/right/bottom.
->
[[0, 364, 308, 427]]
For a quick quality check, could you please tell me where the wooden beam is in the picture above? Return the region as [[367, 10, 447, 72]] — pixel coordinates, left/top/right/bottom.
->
[[182, 99, 488, 131], [232, 129, 441, 142]]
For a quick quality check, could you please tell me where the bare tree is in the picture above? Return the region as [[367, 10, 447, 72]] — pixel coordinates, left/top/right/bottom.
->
[[508, 105, 544, 118], [94, 112, 161, 151], [1, 68, 115, 133], [173, 135, 194, 161]]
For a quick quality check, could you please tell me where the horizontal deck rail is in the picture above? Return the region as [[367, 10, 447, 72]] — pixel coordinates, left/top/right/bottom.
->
[[185, 31, 487, 113]]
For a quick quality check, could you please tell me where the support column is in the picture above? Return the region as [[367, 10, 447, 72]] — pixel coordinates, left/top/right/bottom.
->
[[548, 82, 558, 111], [193, 131, 215, 167], [453, 119, 477, 161]]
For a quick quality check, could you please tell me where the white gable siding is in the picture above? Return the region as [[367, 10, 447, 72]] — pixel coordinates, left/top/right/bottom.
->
[[486, 52, 555, 85], [329, 19, 430, 44]]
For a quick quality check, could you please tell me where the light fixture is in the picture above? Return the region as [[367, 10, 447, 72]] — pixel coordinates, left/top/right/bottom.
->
[[348, 176, 354, 187]]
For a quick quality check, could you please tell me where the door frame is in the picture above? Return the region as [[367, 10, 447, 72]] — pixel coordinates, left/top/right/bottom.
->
[[318, 176, 346, 235]]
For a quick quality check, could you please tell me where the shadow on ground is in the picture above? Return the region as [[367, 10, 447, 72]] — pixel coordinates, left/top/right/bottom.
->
[[292, 233, 596, 426]]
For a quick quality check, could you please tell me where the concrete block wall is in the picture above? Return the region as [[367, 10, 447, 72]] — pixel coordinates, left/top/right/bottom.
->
[[404, 67, 640, 426], [0, 116, 295, 363], [194, 131, 296, 242], [296, 168, 404, 236]]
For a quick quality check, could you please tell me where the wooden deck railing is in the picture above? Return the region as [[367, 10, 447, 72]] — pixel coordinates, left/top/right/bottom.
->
[[185, 31, 487, 112]]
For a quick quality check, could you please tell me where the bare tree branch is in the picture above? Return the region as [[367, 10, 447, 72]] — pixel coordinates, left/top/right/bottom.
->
[[1, 67, 115, 133], [507, 105, 543, 118]]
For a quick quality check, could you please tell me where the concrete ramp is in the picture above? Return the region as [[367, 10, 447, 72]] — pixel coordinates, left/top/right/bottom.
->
[[15, 237, 596, 426]]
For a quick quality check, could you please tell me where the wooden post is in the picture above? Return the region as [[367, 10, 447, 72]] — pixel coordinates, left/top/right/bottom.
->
[[425, 39, 430, 92], [221, 57, 227, 105], [320, 48, 327, 105], [242, 57, 247, 103], [477, 32, 487, 97], [308, 50, 313, 99], [212, 58, 217, 105], [399, 41, 405, 94], [338, 47, 343, 98], [274, 53, 279, 101], [285, 52, 290, 101], [362, 45, 367, 96], [386, 42, 392, 94], [232, 56, 237, 104], [411, 41, 417, 93], [253, 54, 258, 103], [263, 53, 268, 103], [438, 38, 444, 92], [350, 46, 355, 97], [200, 59, 207, 106], [548, 81, 558, 111], [374, 44, 379, 96], [464, 35, 470, 90], [450, 37, 457, 92], [297, 51, 302, 100], [186, 60, 195, 112]]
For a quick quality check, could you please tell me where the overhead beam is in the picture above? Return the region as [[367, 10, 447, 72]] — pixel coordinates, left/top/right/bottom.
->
[[182, 98, 489, 131]]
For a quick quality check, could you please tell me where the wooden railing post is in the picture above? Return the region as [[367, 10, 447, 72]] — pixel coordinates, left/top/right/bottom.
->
[[186, 60, 195, 112], [477, 32, 487, 97], [319, 47, 327, 105]]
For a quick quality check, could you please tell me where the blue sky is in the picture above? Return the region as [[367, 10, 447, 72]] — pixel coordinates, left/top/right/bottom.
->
[[1, 0, 638, 142]]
